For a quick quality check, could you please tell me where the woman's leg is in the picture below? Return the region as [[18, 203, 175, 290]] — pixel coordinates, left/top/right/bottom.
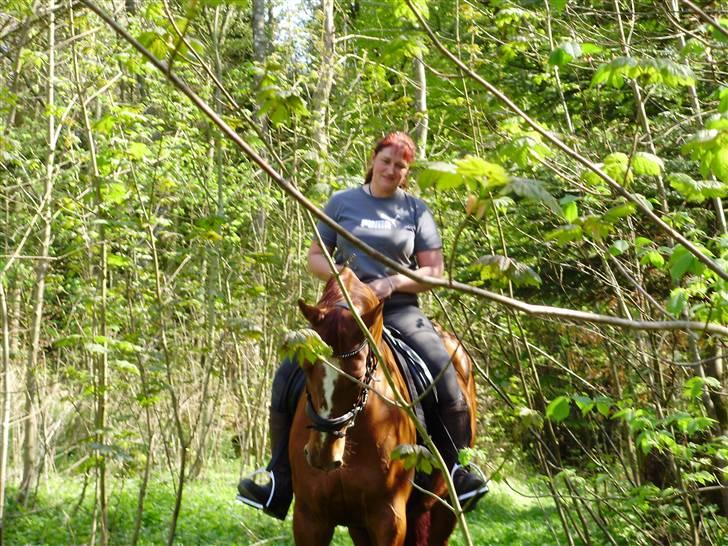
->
[[237, 357, 304, 520], [383, 304, 488, 510]]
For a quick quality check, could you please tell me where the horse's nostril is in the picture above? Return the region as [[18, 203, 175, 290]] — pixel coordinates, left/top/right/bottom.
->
[[332, 460, 342, 469]]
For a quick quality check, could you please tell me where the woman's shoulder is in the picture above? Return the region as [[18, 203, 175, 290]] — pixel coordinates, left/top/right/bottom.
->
[[401, 190, 431, 211], [328, 186, 362, 202]]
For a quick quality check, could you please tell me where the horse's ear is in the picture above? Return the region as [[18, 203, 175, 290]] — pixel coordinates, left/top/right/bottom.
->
[[298, 299, 326, 325], [361, 300, 384, 329]]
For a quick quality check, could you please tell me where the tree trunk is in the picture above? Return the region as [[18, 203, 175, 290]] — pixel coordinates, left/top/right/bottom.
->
[[18, 0, 56, 504], [311, 0, 335, 180], [413, 52, 428, 159]]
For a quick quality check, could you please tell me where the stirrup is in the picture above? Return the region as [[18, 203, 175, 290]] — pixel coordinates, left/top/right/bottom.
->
[[450, 463, 489, 503], [236, 467, 275, 509]]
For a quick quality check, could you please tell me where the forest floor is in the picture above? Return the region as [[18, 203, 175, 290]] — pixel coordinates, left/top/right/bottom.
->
[[6, 463, 566, 545]]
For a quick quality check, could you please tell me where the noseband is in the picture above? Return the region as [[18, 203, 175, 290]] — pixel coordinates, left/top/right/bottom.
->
[[305, 304, 379, 438]]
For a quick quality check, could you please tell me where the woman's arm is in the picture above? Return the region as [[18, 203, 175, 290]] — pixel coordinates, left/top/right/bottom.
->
[[367, 248, 444, 299], [307, 240, 342, 281]]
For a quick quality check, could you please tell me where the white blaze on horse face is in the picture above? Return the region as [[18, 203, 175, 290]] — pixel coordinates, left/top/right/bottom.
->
[[319, 358, 340, 419]]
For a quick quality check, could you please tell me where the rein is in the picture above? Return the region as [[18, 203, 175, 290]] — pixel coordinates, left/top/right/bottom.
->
[[305, 336, 379, 438]]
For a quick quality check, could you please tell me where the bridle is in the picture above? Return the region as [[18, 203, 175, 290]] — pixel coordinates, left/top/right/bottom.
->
[[305, 305, 379, 438]]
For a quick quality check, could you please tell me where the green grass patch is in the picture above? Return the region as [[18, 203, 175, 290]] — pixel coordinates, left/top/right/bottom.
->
[[6, 465, 562, 545]]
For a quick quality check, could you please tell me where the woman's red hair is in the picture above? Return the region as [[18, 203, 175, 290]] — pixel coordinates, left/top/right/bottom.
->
[[364, 132, 416, 188]]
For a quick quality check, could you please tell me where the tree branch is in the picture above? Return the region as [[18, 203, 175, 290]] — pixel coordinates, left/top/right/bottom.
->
[[80, 0, 728, 338], [403, 0, 728, 283]]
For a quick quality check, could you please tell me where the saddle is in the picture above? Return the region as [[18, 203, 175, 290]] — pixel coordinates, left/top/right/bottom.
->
[[381, 326, 437, 438]]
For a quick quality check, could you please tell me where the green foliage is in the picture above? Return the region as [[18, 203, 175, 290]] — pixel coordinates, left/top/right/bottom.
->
[[591, 56, 695, 89], [472, 254, 542, 287], [668, 173, 727, 203], [546, 395, 570, 422], [390, 443, 440, 474], [279, 328, 332, 364]]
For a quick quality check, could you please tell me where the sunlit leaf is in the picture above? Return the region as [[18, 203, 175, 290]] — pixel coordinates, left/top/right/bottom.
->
[[546, 395, 571, 422], [417, 161, 462, 190], [668, 173, 727, 203], [632, 152, 663, 176], [609, 240, 629, 256]]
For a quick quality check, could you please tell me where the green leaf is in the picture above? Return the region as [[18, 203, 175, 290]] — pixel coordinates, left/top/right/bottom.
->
[[417, 161, 462, 190], [392, 0, 429, 23], [712, 147, 728, 183], [454, 156, 509, 189], [549, 0, 567, 11], [640, 249, 665, 268], [667, 288, 688, 317], [549, 41, 581, 67], [609, 240, 629, 256], [546, 396, 571, 422], [280, 328, 332, 364], [668, 245, 701, 282], [562, 201, 578, 223], [603, 202, 636, 223], [581, 43, 603, 56], [632, 152, 663, 176], [574, 395, 595, 416], [111, 359, 140, 375], [669, 172, 728, 203], [510, 262, 542, 287], [474, 255, 541, 287], [719, 87, 728, 114], [545, 224, 582, 245], [595, 397, 612, 417], [582, 215, 611, 241], [710, 17, 728, 43], [390, 444, 440, 473], [683, 377, 706, 400], [84, 343, 108, 354], [517, 407, 544, 430], [127, 142, 149, 161], [102, 182, 128, 205], [705, 113, 728, 131], [591, 56, 694, 89], [681, 39, 706, 58], [603, 152, 633, 185], [107, 253, 130, 267], [136, 30, 169, 59], [504, 177, 560, 214]]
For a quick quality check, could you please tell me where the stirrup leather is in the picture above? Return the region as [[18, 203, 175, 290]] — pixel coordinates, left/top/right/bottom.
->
[[236, 467, 276, 509]]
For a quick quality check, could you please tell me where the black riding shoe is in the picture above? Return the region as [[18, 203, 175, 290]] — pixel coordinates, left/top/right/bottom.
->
[[237, 469, 292, 521], [236, 409, 293, 521], [451, 464, 489, 512]]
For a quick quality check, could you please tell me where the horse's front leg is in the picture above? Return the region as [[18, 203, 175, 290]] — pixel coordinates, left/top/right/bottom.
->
[[367, 499, 408, 546], [349, 527, 373, 546], [293, 505, 335, 546]]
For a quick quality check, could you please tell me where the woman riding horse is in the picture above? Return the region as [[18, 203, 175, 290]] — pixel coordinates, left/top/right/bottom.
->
[[238, 132, 488, 520]]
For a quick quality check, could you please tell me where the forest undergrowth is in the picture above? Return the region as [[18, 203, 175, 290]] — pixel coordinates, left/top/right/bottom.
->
[[5, 463, 566, 546]]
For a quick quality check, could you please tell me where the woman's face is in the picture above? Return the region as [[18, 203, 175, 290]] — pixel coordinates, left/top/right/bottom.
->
[[370, 145, 410, 196]]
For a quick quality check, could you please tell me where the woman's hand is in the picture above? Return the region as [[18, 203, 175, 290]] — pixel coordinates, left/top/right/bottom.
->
[[367, 276, 396, 300]]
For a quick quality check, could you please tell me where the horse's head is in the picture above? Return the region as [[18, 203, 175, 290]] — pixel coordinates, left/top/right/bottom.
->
[[296, 268, 384, 471]]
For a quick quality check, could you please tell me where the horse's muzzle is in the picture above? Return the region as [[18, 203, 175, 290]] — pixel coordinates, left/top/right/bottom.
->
[[304, 444, 343, 472]]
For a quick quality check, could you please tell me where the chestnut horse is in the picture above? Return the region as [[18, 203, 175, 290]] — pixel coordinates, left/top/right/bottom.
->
[[290, 268, 477, 546]]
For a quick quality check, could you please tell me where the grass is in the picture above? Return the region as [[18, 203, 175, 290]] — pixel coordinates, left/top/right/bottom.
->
[[6, 464, 564, 545]]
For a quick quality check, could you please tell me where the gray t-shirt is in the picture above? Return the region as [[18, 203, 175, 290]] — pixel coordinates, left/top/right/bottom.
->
[[316, 186, 442, 283]]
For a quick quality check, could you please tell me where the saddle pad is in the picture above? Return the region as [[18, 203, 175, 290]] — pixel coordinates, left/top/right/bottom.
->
[[382, 326, 438, 432]]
